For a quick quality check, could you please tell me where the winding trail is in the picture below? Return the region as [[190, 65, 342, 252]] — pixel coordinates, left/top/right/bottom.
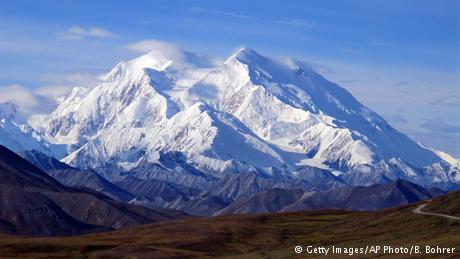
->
[[412, 202, 460, 221]]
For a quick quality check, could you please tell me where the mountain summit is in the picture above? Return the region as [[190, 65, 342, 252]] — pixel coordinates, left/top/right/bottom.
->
[[21, 47, 459, 190]]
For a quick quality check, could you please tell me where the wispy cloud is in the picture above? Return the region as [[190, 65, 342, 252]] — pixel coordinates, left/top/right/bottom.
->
[[189, 7, 258, 20], [430, 95, 460, 108], [125, 39, 223, 68], [384, 114, 407, 124], [0, 71, 102, 117], [276, 19, 315, 28], [41, 73, 101, 86], [125, 39, 181, 54], [0, 85, 57, 117], [420, 119, 460, 134], [38, 72, 102, 98], [59, 25, 115, 40], [395, 81, 409, 87]]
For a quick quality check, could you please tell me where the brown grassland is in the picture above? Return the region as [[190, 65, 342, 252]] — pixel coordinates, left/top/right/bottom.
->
[[0, 192, 459, 258]]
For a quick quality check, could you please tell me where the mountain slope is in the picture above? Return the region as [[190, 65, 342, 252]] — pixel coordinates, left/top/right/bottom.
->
[[21, 150, 135, 202], [283, 180, 444, 212], [0, 102, 66, 158], [0, 145, 185, 236], [115, 175, 199, 207], [215, 188, 305, 215], [214, 180, 443, 215]]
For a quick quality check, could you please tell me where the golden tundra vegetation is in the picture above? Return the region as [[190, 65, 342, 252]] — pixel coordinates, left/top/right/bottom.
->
[[426, 190, 460, 217], [0, 191, 459, 259]]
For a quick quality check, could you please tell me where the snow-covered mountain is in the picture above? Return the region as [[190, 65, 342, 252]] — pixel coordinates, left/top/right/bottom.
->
[[27, 47, 459, 190]]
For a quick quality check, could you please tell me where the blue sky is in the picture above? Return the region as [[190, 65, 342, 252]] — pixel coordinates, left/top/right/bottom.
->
[[0, 0, 459, 156]]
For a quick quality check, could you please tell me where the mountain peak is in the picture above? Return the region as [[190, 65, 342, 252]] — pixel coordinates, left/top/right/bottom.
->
[[130, 50, 177, 71], [230, 47, 265, 65], [104, 50, 180, 82], [0, 102, 19, 121], [233, 47, 257, 56]]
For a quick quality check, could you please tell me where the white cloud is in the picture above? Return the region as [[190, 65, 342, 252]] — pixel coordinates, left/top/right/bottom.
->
[[0, 85, 39, 109], [0, 85, 57, 117], [125, 39, 222, 68], [41, 73, 101, 86], [34, 85, 74, 99], [125, 39, 181, 54], [124, 40, 185, 69], [60, 25, 115, 40], [38, 72, 102, 99], [88, 27, 115, 38], [0, 72, 102, 117]]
